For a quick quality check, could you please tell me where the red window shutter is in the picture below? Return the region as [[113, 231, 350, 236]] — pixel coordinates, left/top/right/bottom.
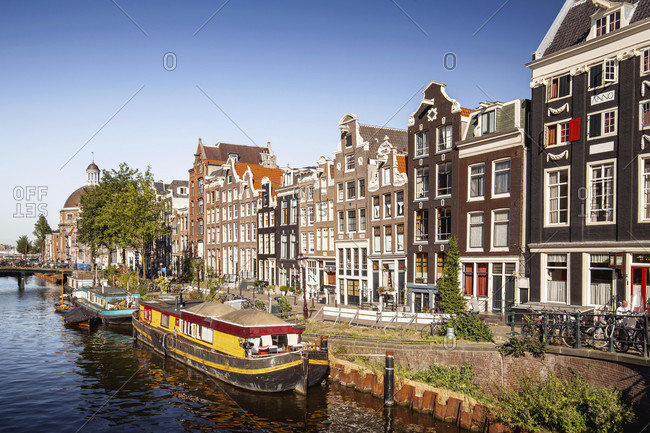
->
[[568, 118, 581, 142]]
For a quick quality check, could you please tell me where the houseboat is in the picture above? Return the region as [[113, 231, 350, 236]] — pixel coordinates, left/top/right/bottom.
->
[[133, 300, 329, 394], [72, 285, 140, 325]]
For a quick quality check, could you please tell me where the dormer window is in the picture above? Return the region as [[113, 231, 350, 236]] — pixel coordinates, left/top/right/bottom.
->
[[480, 111, 496, 135], [596, 11, 620, 37], [228, 153, 240, 163]]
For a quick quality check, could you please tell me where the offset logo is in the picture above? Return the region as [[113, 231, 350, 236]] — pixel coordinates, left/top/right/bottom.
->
[[13, 186, 48, 218]]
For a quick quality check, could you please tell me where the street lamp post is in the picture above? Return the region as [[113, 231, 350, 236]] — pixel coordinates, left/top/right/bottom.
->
[[297, 253, 308, 319]]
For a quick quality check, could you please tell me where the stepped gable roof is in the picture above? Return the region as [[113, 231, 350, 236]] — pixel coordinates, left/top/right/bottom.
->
[[359, 124, 408, 153], [219, 309, 289, 327], [202, 142, 269, 165], [544, 0, 647, 57], [63, 186, 86, 209], [185, 302, 236, 318]]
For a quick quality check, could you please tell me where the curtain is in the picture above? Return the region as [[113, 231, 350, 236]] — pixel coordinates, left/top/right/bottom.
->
[[547, 280, 566, 302], [493, 211, 509, 247], [469, 214, 483, 248], [590, 282, 611, 306]]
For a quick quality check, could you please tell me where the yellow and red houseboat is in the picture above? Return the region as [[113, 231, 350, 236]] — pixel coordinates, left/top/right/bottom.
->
[[133, 299, 329, 394]]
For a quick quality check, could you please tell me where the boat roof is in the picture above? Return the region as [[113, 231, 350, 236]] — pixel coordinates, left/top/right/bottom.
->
[[78, 286, 131, 297], [185, 302, 236, 318], [218, 309, 290, 327]]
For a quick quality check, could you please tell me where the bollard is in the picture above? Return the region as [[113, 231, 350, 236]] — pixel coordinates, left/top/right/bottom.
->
[[543, 313, 548, 343], [320, 336, 328, 352], [384, 351, 394, 407], [609, 312, 615, 353], [510, 311, 515, 336], [574, 312, 582, 349]]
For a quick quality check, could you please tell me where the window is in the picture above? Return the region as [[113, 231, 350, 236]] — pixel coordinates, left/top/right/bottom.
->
[[588, 162, 615, 223], [415, 131, 429, 157], [198, 199, 204, 215], [468, 212, 484, 249], [345, 154, 355, 171], [437, 253, 446, 277], [308, 232, 315, 254], [644, 49, 650, 74], [382, 167, 391, 186], [383, 194, 391, 218], [545, 121, 570, 146], [415, 167, 429, 199], [384, 226, 392, 252], [395, 191, 404, 216], [329, 228, 334, 251], [589, 59, 617, 88], [359, 208, 366, 231], [596, 11, 620, 37], [590, 254, 613, 306], [372, 196, 380, 219], [358, 178, 366, 198], [291, 199, 298, 224], [198, 219, 204, 236], [373, 227, 381, 252], [469, 164, 485, 199], [290, 234, 297, 258], [493, 160, 511, 196], [346, 180, 356, 200], [547, 169, 569, 225], [588, 109, 617, 138], [642, 159, 650, 221], [347, 209, 357, 232], [480, 111, 496, 135], [437, 208, 451, 242], [307, 186, 314, 201], [437, 125, 453, 151], [345, 134, 352, 148], [415, 210, 428, 242], [338, 211, 345, 232], [307, 207, 314, 226], [337, 183, 344, 201], [300, 207, 306, 227], [198, 178, 204, 194], [396, 225, 404, 252], [641, 101, 650, 129], [437, 161, 452, 196], [546, 254, 567, 303], [415, 253, 428, 283], [492, 210, 510, 249], [548, 74, 571, 100]]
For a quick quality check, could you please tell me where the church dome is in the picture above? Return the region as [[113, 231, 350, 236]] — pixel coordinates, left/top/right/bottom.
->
[[87, 162, 99, 171], [63, 186, 87, 209]]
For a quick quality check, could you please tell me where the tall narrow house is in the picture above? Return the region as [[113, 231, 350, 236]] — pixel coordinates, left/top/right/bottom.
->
[[406, 82, 473, 312], [528, 0, 650, 310]]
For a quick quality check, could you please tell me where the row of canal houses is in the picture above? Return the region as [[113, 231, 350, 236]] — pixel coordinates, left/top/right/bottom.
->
[[182, 0, 650, 315]]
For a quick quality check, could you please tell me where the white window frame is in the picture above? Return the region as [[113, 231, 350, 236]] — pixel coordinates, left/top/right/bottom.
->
[[436, 161, 452, 198], [587, 159, 616, 225], [467, 212, 484, 251], [588, 58, 618, 89], [587, 108, 617, 140], [468, 163, 485, 201], [415, 131, 429, 158], [640, 99, 650, 130], [415, 167, 429, 200], [638, 156, 650, 223], [642, 48, 650, 75], [437, 125, 453, 152], [381, 167, 391, 186], [547, 73, 572, 102], [544, 167, 570, 227], [543, 253, 569, 304], [544, 119, 571, 147], [436, 207, 451, 243], [492, 158, 511, 198], [345, 153, 355, 172], [480, 111, 496, 136], [491, 209, 510, 251], [384, 226, 392, 253]]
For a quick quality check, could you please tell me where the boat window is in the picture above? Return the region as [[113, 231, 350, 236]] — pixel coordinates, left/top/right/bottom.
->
[[201, 326, 213, 344], [272, 335, 289, 351], [143, 308, 152, 322], [161, 314, 169, 329]]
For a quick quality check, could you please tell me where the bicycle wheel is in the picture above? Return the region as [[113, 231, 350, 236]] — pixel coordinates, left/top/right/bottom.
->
[[561, 325, 576, 347], [590, 325, 608, 349], [633, 329, 646, 353], [613, 328, 630, 353], [420, 324, 433, 340]]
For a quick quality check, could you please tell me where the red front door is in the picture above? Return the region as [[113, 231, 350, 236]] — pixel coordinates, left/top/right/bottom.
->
[[631, 267, 650, 312]]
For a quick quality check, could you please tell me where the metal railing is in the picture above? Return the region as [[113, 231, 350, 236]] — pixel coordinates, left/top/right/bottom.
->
[[508, 308, 649, 358]]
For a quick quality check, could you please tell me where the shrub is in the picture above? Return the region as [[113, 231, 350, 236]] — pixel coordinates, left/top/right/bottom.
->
[[491, 370, 635, 433], [446, 312, 494, 342], [499, 333, 547, 358], [404, 362, 479, 397], [255, 300, 264, 310], [278, 296, 293, 315]]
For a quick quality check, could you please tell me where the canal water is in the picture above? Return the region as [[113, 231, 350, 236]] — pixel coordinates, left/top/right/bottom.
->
[[0, 276, 461, 432]]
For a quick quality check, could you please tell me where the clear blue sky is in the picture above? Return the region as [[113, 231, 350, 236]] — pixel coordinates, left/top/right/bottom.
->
[[0, 0, 563, 245]]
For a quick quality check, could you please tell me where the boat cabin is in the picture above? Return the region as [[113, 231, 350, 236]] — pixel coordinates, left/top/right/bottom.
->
[[139, 300, 305, 358]]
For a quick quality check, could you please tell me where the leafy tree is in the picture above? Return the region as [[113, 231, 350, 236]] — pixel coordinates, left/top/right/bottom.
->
[[16, 235, 31, 258], [32, 214, 53, 260], [437, 236, 466, 315]]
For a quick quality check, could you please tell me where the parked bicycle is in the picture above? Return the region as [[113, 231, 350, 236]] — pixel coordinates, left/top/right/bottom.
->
[[420, 314, 448, 339]]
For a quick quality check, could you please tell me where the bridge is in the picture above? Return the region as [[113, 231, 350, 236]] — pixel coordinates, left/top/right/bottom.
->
[[0, 267, 73, 289]]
